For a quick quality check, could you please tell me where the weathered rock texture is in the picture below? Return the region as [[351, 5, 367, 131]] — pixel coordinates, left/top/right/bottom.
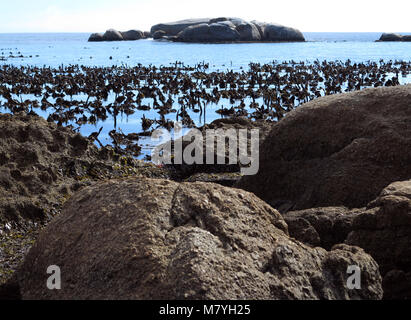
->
[[283, 179, 411, 299], [160, 117, 273, 180], [0, 112, 169, 232], [237, 85, 411, 211], [18, 177, 382, 300], [0, 112, 170, 287], [283, 207, 363, 250], [151, 17, 305, 43], [346, 179, 411, 299]]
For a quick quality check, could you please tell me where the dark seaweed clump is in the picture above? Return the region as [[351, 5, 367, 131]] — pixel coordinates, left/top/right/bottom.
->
[[1, 59, 410, 157]]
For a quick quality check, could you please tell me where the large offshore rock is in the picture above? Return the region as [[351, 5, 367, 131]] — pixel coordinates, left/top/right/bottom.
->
[[102, 29, 124, 41], [151, 18, 211, 36], [237, 85, 411, 211], [88, 29, 145, 42], [236, 22, 262, 41], [251, 20, 266, 39], [378, 33, 403, 41], [263, 24, 305, 42], [121, 29, 144, 41], [176, 23, 240, 42], [87, 33, 104, 42], [377, 33, 411, 42], [18, 178, 382, 300], [151, 17, 305, 43], [152, 30, 166, 40], [209, 17, 247, 26], [249, 21, 305, 41]]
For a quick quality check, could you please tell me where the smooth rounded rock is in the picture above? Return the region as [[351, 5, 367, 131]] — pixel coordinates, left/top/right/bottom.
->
[[378, 33, 403, 41], [88, 33, 104, 42], [102, 29, 124, 41], [121, 29, 143, 41], [237, 85, 411, 210]]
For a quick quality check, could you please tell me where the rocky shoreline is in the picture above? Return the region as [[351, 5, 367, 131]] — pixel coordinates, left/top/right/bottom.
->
[[88, 17, 305, 43], [1, 85, 411, 300], [0, 112, 173, 291]]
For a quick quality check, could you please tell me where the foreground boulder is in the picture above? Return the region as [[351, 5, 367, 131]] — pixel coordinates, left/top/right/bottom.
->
[[0, 112, 170, 286], [281, 179, 411, 299], [151, 17, 305, 43], [346, 179, 411, 299], [0, 112, 168, 232], [18, 178, 382, 299], [237, 85, 411, 211]]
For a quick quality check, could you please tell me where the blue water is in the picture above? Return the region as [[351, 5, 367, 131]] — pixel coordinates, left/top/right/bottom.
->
[[1, 32, 411, 69], [1, 32, 411, 157]]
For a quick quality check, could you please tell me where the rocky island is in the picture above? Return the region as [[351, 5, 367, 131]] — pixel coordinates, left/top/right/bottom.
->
[[88, 29, 149, 41], [88, 17, 305, 43], [150, 17, 305, 42], [377, 33, 411, 42]]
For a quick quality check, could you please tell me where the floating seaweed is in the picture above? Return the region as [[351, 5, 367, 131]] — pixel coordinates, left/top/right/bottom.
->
[[0, 59, 410, 157]]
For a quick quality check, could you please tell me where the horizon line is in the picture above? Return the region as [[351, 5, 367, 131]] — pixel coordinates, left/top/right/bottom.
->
[[1, 31, 410, 34]]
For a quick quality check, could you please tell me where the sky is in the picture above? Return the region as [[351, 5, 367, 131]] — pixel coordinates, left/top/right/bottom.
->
[[1, 0, 411, 33]]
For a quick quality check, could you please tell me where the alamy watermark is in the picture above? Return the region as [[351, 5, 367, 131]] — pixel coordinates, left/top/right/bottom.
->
[[151, 121, 260, 176], [45, 265, 361, 291], [347, 265, 361, 290], [46, 265, 61, 290]]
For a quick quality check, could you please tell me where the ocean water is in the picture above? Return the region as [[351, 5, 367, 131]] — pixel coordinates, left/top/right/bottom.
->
[[1, 32, 411, 69], [1, 32, 411, 156]]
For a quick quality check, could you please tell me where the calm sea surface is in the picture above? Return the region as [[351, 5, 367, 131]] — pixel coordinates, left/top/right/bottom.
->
[[1, 32, 411, 69], [1, 32, 410, 156]]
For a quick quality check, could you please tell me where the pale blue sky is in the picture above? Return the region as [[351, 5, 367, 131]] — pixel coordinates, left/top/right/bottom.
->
[[1, 0, 410, 33]]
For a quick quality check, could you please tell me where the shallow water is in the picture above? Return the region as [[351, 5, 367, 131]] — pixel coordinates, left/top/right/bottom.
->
[[1, 32, 411, 157], [1, 32, 411, 69]]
